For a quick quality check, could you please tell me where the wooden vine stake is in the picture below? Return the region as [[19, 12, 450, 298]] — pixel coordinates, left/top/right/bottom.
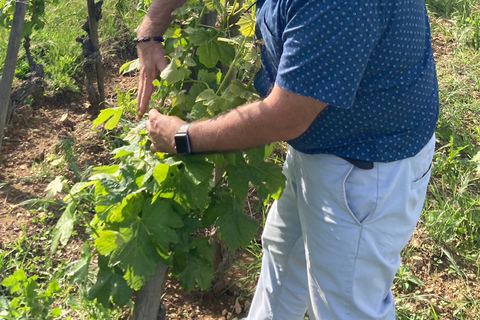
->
[[0, 0, 27, 149], [132, 263, 168, 320], [77, 0, 105, 115]]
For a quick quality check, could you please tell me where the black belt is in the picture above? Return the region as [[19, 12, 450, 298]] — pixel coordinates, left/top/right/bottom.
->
[[340, 156, 374, 170]]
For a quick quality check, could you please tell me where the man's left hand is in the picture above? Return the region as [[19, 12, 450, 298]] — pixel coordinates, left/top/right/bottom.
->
[[145, 109, 185, 153]]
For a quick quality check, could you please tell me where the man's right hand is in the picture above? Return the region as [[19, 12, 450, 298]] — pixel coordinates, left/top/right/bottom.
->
[[136, 41, 169, 118]]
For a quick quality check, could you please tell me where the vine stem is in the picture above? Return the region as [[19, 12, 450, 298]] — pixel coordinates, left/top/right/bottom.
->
[[66, 186, 101, 238], [216, 35, 249, 94]]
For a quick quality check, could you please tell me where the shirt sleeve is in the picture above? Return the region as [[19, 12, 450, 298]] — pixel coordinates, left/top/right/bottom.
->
[[275, 0, 382, 108]]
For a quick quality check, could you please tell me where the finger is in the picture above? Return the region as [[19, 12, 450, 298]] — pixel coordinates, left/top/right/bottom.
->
[[148, 108, 160, 118], [145, 118, 151, 132], [150, 143, 158, 153], [138, 74, 153, 118]]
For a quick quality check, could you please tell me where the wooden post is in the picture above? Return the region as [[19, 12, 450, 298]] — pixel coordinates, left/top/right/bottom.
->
[[132, 263, 168, 320], [86, 0, 105, 105], [0, 0, 27, 148]]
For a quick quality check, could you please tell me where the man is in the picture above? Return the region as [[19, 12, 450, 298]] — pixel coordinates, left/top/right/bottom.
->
[[136, 0, 438, 319]]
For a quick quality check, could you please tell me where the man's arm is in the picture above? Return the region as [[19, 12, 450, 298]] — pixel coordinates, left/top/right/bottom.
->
[[145, 84, 327, 153], [136, 0, 187, 116]]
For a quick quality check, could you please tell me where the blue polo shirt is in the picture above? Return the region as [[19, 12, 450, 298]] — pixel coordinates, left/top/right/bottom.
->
[[254, 0, 439, 162]]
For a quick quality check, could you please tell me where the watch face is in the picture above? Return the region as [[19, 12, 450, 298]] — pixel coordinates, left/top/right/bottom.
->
[[175, 134, 190, 154]]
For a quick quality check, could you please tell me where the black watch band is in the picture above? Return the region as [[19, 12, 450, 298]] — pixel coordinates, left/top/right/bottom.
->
[[174, 123, 192, 155]]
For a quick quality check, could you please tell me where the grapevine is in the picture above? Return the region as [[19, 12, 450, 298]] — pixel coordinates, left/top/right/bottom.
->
[[51, 0, 285, 309]]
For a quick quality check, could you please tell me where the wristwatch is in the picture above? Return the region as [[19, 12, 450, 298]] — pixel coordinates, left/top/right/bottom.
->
[[174, 123, 192, 155]]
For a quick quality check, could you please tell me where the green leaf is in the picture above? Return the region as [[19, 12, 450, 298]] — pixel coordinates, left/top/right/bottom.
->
[[237, 11, 256, 37], [95, 230, 119, 256], [175, 170, 209, 209], [196, 38, 235, 68], [45, 176, 66, 199], [141, 198, 184, 247], [70, 243, 92, 284], [210, 193, 259, 250], [203, 0, 224, 13], [187, 27, 218, 46], [226, 150, 286, 201], [46, 279, 61, 295], [119, 59, 140, 74], [66, 180, 96, 201], [216, 38, 237, 65], [107, 191, 144, 224], [224, 154, 251, 200], [179, 255, 213, 291], [196, 88, 228, 113], [93, 164, 120, 175], [203, 188, 232, 226], [1, 268, 27, 294], [188, 28, 235, 68], [177, 237, 213, 291], [160, 59, 191, 85], [191, 102, 210, 120], [181, 155, 214, 185], [51, 202, 76, 252], [153, 163, 170, 185], [92, 106, 125, 130], [197, 69, 217, 87], [50, 307, 62, 317], [224, 79, 256, 101], [88, 255, 133, 307], [109, 223, 160, 290]]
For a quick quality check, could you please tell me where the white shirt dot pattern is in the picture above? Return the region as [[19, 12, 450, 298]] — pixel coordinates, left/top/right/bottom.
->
[[254, 0, 439, 162]]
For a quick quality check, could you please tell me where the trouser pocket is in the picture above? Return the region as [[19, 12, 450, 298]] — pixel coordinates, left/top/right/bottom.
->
[[343, 164, 379, 224]]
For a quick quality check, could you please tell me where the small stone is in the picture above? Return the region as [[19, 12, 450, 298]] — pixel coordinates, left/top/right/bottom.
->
[[244, 300, 251, 311], [222, 309, 228, 316], [234, 298, 242, 314], [467, 273, 476, 280], [410, 255, 424, 268]]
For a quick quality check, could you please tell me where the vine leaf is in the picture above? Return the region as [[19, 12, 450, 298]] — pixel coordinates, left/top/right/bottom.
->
[[107, 191, 144, 225], [92, 106, 125, 130], [226, 148, 285, 201], [161, 59, 192, 85], [177, 237, 214, 291], [237, 12, 256, 37], [109, 224, 160, 290], [153, 163, 170, 185], [181, 155, 215, 185], [87, 255, 132, 307], [203, 0, 224, 14], [70, 243, 92, 284], [119, 58, 140, 74], [45, 176, 66, 199], [95, 230, 118, 256], [188, 28, 235, 68], [210, 193, 258, 251], [141, 198, 184, 247], [176, 170, 210, 209]]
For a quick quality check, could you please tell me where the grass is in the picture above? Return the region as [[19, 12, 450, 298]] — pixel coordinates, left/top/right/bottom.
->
[[0, 0, 142, 92], [392, 0, 480, 318]]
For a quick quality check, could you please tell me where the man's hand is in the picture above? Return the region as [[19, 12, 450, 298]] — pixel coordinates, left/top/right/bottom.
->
[[136, 42, 169, 118], [145, 109, 186, 153]]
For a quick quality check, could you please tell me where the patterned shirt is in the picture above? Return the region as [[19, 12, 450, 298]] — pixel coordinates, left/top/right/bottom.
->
[[254, 0, 439, 162]]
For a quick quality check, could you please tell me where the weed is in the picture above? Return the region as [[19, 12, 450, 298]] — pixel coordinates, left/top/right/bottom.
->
[[394, 264, 424, 293]]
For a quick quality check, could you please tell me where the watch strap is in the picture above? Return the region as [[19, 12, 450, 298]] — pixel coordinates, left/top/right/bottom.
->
[[177, 123, 191, 135], [174, 123, 192, 155]]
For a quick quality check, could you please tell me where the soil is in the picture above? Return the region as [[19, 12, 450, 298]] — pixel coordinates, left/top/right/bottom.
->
[[1, 31, 479, 319]]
